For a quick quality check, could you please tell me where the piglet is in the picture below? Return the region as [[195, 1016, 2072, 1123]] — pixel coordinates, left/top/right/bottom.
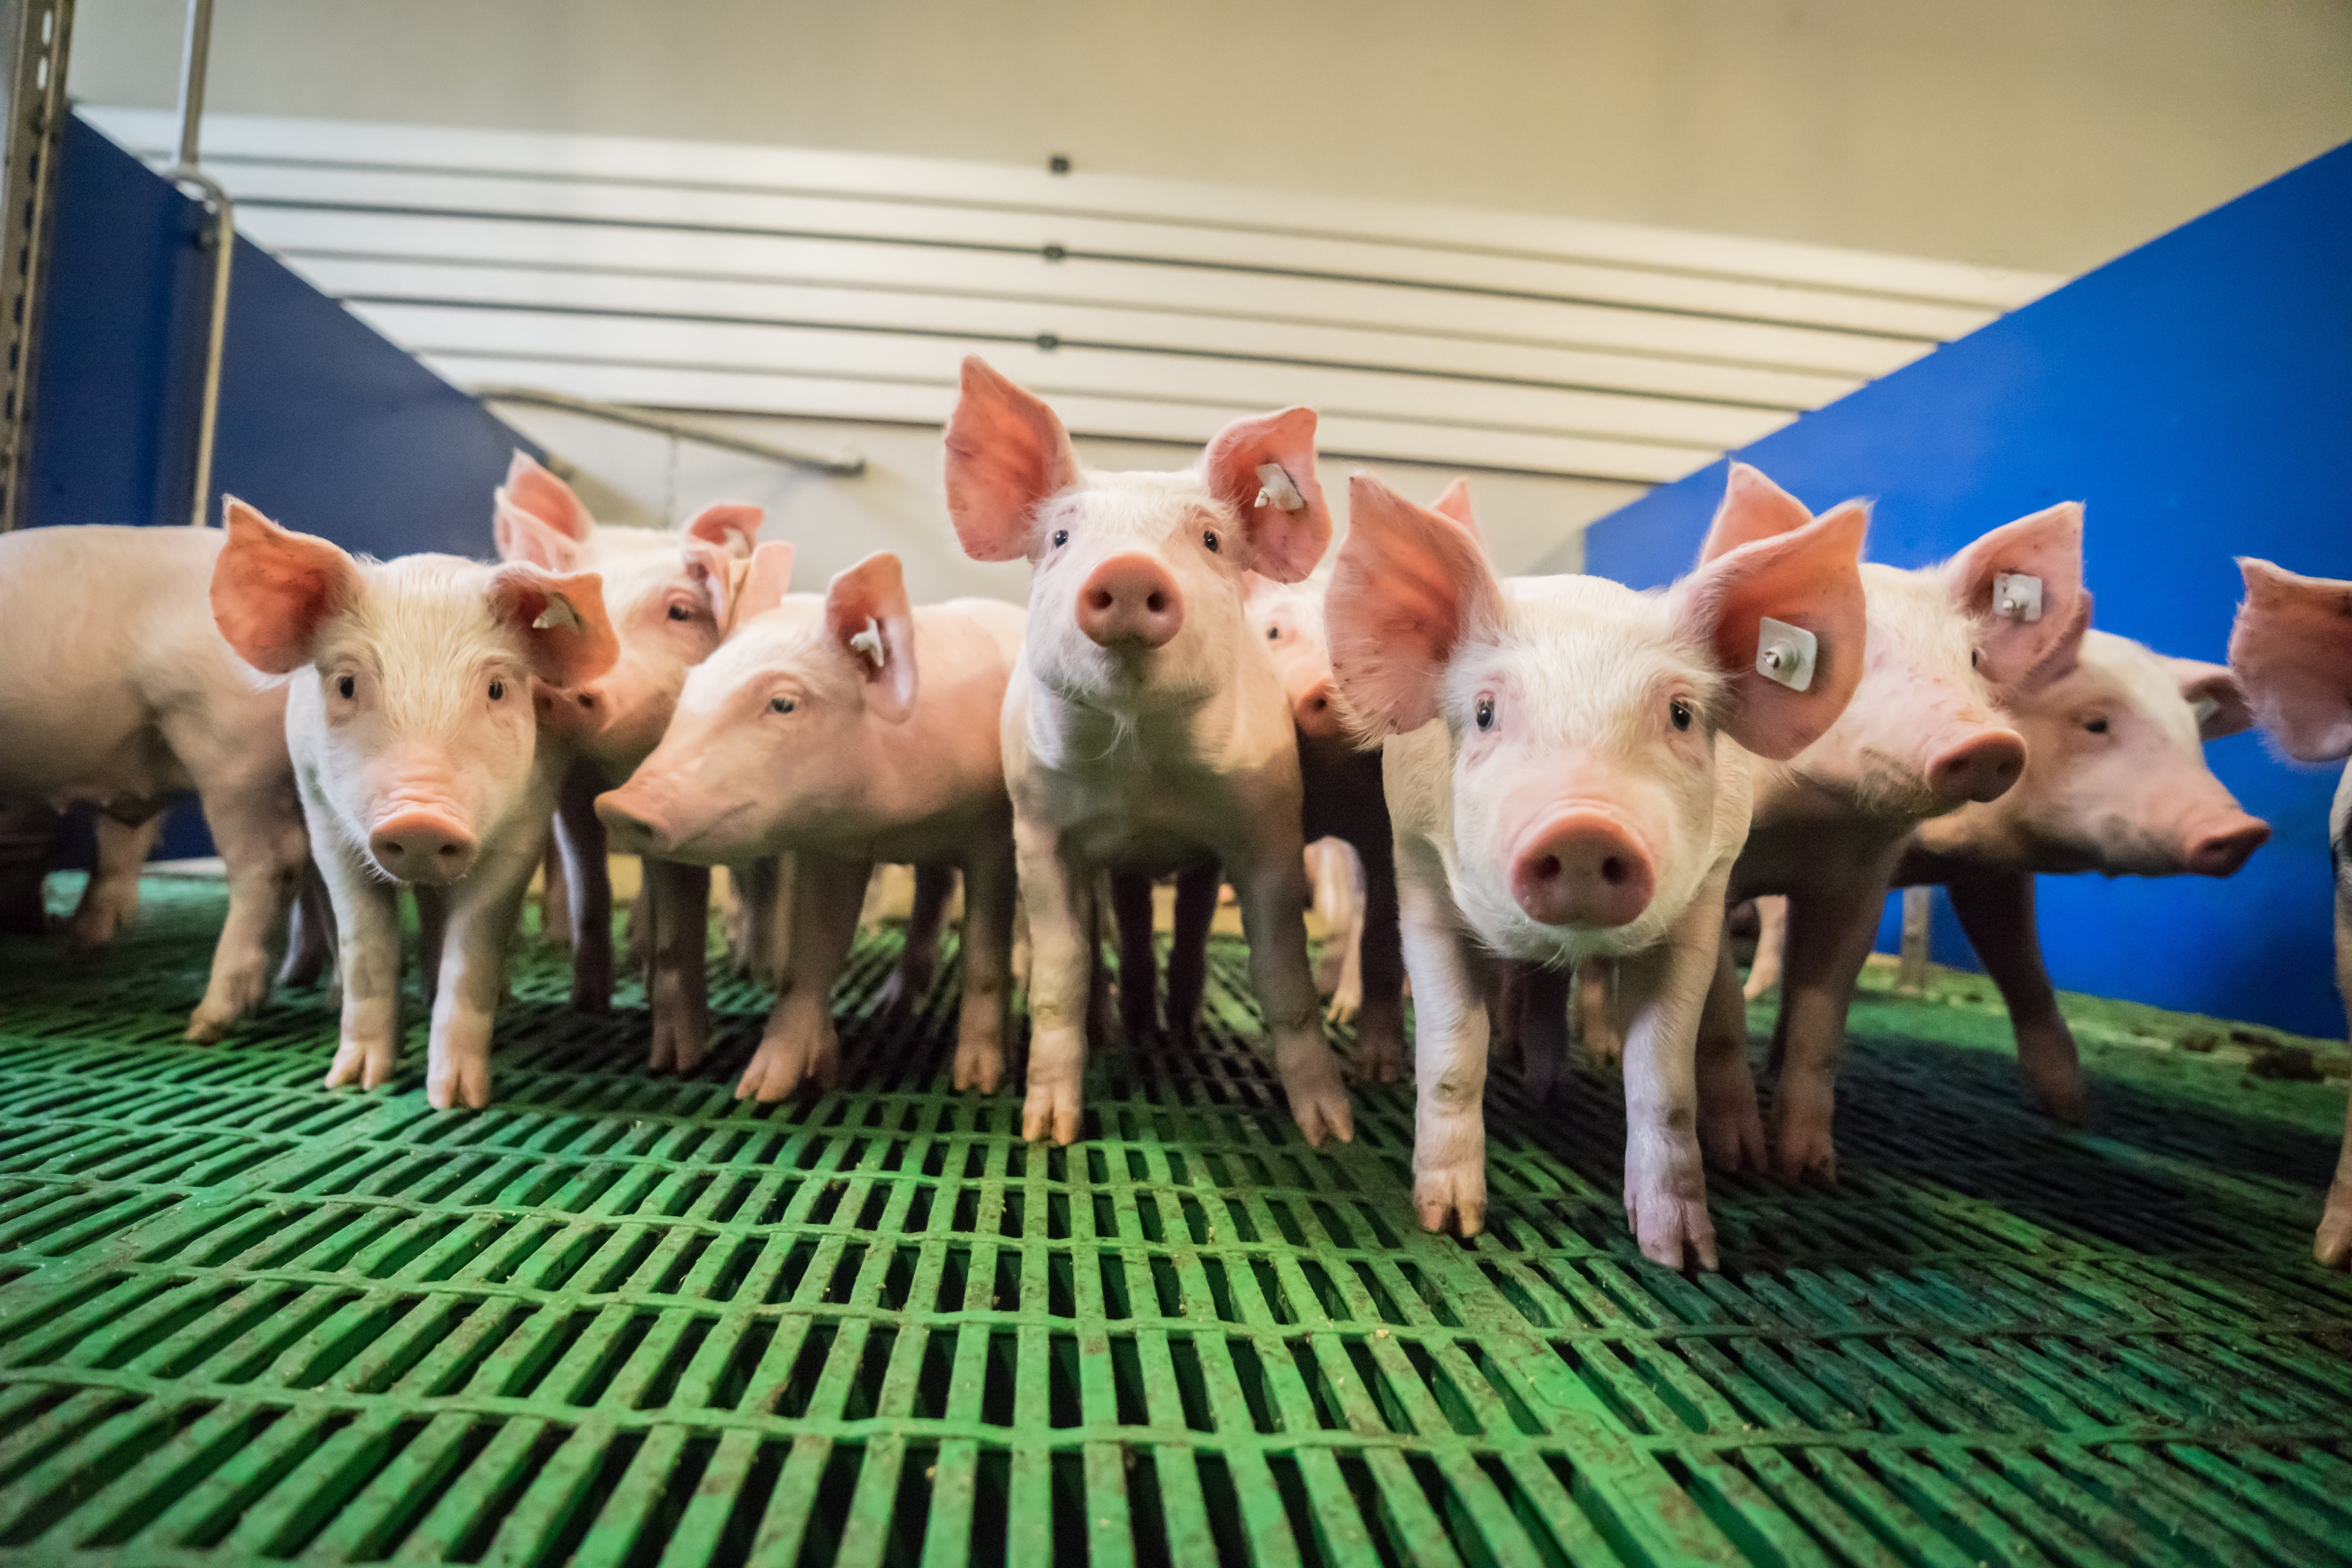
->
[[946, 357, 1354, 1147], [1328, 473, 1867, 1265], [599, 546, 1026, 1099], [2227, 557, 2352, 1269], [211, 500, 617, 1108]]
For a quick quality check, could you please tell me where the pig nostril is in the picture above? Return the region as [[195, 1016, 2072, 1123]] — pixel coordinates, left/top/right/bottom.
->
[[1145, 591, 1165, 612], [1088, 589, 1114, 611], [1533, 854, 1561, 882], [438, 844, 461, 857], [1600, 857, 1628, 886]]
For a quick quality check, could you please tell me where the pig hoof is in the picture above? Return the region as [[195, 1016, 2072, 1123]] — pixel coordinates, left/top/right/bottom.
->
[[2317, 1183, 2352, 1270], [1353, 1031, 1406, 1085], [1324, 982, 1361, 1026], [568, 982, 612, 1015], [1277, 1045, 1354, 1147], [1413, 1166, 1486, 1236], [736, 1029, 834, 1103], [69, 904, 130, 949], [952, 1040, 1004, 1094], [183, 1010, 232, 1044], [649, 1025, 709, 1076], [1624, 1191, 1719, 1271], [1022, 1076, 1083, 1145], [1582, 1027, 1624, 1068], [2017, 1041, 2087, 1125], [427, 1055, 491, 1111], [1700, 1104, 1769, 1172], [1771, 1130, 1838, 1185]]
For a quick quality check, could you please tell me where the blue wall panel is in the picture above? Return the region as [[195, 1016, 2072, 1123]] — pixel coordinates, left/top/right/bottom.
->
[[1579, 142, 2352, 1039], [21, 114, 536, 863]]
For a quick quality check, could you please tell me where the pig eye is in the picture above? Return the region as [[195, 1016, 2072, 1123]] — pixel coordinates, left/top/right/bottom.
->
[[668, 603, 691, 622], [1971, 649, 1982, 670], [487, 679, 506, 701], [335, 674, 355, 700], [1202, 529, 1221, 554], [1474, 697, 1495, 731], [769, 696, 795, 715], [1051, 529, 1069, 549], [1264, 624, 1280, 641], [2085, 717, 2109, 735], [1670, 698, 1693, 731]]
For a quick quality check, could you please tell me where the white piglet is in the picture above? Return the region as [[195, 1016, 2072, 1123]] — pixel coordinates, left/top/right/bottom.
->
[[1327, 474, 1867, 1267], [944, 356, 1353, 1147], [210, 501, 618, 1109]]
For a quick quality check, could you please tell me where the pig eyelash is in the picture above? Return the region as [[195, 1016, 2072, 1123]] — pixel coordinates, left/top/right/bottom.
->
[[769, 696, 796, 715]]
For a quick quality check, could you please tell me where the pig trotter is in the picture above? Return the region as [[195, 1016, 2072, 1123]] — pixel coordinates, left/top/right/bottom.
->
[[737, 1006, 838, 1102], [324, 1031, 399, 1094], [2013, 1013, 2087, 1124], [1352, 1018, 1407, 1085], [951, 1032, 1003, 1094], [1276, 1029, 1354, 1145], [1576, 958, 1623, 1066], [1624, 1138, 1719, 1270], [2318, 1180, 2352, 1270], [1413, 1152, 1486, 1237], [1769, 1067, 1840, 1183], [1696, 1053, 1769, 1172], [1022, 1028, 1086, 1144]]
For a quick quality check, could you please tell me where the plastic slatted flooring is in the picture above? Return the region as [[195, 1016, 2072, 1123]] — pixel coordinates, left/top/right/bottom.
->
[[2, 878, 2350, 1568]]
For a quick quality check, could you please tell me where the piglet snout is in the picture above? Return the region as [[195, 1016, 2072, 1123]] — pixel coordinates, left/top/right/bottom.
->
[[2184, 816, 2269, 877], [1926, 728, 2026, 804], [1295, 677, 1345, 739], [595, 793, 673, 857], [1509, 811, 1655, 928], [369, 809, 478, 884], [1077, 554, 1184, 650]]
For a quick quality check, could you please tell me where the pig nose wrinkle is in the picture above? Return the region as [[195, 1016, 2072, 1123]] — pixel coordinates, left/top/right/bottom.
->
[[1076, 555, 1184, 650]]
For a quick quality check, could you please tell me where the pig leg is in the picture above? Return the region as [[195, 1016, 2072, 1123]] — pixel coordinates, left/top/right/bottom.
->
[[1350, 838, 1408, 1084], [1396, 843, 1490, 1232], [1578, 956, 1623, 1065], [1109, 870, 1159, 1038], [318, 838, 405, 1093], [71, 812, 160, 947], [0, 799, 58, 935], [644, 859, 713, 1074], [1744, 895, 1787, 1000], [425, 836, 539, 1111], [953, 843, 1016, 1093], [276, 861, 335, 991], [1516, 963, 1572, 1102], [553, 769, 613, 1013], [1018, 821, 1096, 1145], [739, 852, 867, 1101], [1694, 931, 1769, 1171], [1767, 864, 1899, 1184], [415, 886, 448, 1014], [1617, 872, 1732, 1270], [1163, 862, 1220, 1043], [539, 833, 572, 951], [180, 755, 309, 1042], [1942, 872, 2085, 1123], [878, 864, 955, 1015], [1230, 834, 1354, 1147], [2321, 880, 2352, 1270]]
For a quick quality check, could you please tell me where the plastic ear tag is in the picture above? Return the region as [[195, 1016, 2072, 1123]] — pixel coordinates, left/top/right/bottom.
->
[[849, 616, 887, 669], [2192, 695, 2221, 726], [1993, 572, 2043, 622], [1755, 617, 1817, 693], [1253, 463, 1306, 512], [531, 598, 583, 632]]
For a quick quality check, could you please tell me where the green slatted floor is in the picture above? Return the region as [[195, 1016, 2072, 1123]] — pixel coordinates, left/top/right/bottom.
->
[[2, 875, 2350, 1567]]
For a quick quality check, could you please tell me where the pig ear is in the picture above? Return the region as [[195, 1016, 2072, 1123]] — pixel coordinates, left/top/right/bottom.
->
[[825, 552, 918, 722], [731, 541, 796, 628], [1699, 463, 1817, 564], [488, 565, 619, 688], [2165, 656, 2255, 742], [683, 502, 763, 558], [1674, 499, 1869, 761], [681, 538, 735, 630], [1201, 407, 1331, 583], [944, 356, 1079, 562], [2013, 588, 2092, 693], [1430, 477, 1481, 540], [1327, 473, 1503, 735], [502, 450, 595, 542], [2229, 557, 2352, 761], [1940, 501, 2086, 687], [211, 496, 362, 673], [495, 498, 587, 572]]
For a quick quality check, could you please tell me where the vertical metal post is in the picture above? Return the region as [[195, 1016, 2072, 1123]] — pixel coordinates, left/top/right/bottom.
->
[[1896, 885, 1933, 994], [163, 0, 230, 526], [0, 0, 74, 533]]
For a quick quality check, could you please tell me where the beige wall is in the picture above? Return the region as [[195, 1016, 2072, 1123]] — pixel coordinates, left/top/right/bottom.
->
[[71, 0, 2352, 275]]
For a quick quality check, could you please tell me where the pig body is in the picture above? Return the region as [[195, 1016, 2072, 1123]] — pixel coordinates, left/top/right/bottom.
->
[[2227, 558, 2352, 1269], [944, 358, 1353, 1148], [0, 525, 311, 1037], [600, 546, 1026, 1100], [1328, 473, 1869, 1266], [210, 501, 618, 1109]]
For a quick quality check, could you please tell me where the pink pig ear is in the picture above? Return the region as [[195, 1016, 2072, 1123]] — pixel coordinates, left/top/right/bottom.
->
[[502, 450, 595, 543], [495, 498, 587, 572], [682, 502, 762, 558], [2229, 557, 2352, 761], [944, 356, 1080, 562], [211, 497, 362, 673], [681, 538, 735, 630], [2164, 656, 2255, 742], [487, 565, 619, 688], [1699, 463, 1817, 564], [825, 552, 918, 722], [730, 541, 796, 627], [1201, 407, 1331, 583], [1674, 499, 1869, 761], [2013, 589, 2093, 694], [1429, 477, 1480, 539], [1940, 501, 2086, 687], [1327, 473, 1503, 735]]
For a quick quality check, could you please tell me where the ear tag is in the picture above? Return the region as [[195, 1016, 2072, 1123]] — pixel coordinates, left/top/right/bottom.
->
[[849, 615, 887, 669], [1253, 463, 1306, 512], [1993, 572, 2043, 622], [532, 597, 583, 632], [2192, 695, 2221, 727], [1755, 617, 1817, 693]]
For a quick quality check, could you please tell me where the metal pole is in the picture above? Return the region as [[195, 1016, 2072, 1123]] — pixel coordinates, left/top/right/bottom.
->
[[0, 0, 76, 533], [163, 0, 229, 526], [1897, 885, 1933, 995]]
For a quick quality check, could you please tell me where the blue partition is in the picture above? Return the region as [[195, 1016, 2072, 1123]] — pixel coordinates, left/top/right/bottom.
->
[[1577, 142, 2352, 1039], [21, 113, 536, 861]]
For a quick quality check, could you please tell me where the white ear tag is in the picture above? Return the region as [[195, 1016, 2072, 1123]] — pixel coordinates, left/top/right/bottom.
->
[[2192, 695, 2221, 726], [1755, 617, 1817, 693], [1993, 572, 2043, 622], [849, 616, 887, 669], [1253, 463, 1305, 512], [531, 597, 583, 632]]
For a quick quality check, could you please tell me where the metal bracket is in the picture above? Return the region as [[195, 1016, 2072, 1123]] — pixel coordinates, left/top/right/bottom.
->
[[0, 0, 74, 532]]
